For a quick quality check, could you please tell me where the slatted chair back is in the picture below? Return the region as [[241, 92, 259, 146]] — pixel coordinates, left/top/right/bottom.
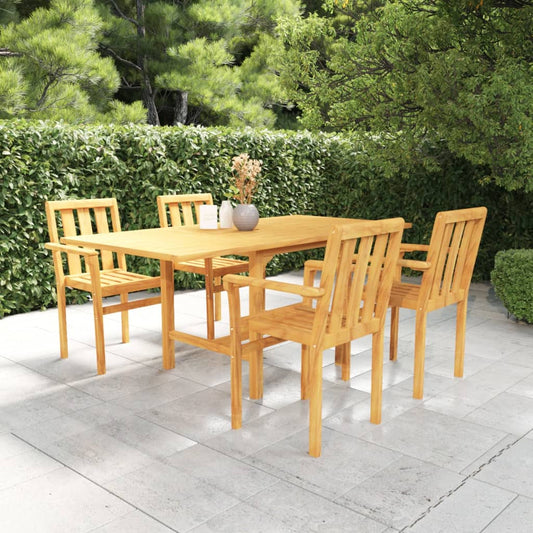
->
[[421, 207, 487, 309], [316, 219, 405, 348], [157, 193, 213, 228], [46, 198, 126, 277]]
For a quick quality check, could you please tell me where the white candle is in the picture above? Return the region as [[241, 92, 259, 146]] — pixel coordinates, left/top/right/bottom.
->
[[199, 204, 218, 229]]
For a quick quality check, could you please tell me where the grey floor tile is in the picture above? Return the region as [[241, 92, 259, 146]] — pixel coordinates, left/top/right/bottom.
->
[[189, 500, 298, 533], [39, 428, 158, 484], [0, 447, 63, 491], [90, 510, 175, 532], [13, 413, 94, 447], [323, 385, 418, 438], [337, 455, 464, 530], [206, 401, 310, 459], [347, 355, 415, 394], [70, 363, 180, 402], [508, 371, 533, 399], [109, 376, 207, 413], [0, 432, 36, 459], [104, 460, 240, 532], [262, 342, 335, 374], [474, 437, 533, 498], [0, 467, 133, 533], [0, 275, 530, 532], [165, 443, 278, 500], [216, 364, 304, 410], [245, 480, 388, 533], [404, 479, 516, 532], [361, 407, 508, 472], [16, 346, 139, 383], [245, 428, 402, 500], [483, 495, 533, 533], [168, 348, 235, 387], [97, 415, 197, 459], [140, 387, 272, 443], [463, 392, 533, 435], [421, 393, 483, 419]]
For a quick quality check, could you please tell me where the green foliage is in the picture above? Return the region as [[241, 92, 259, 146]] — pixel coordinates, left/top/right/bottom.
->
[[95, 0, 300, 127], [0, 0, 146, 123], [275, 0, 533, 192], [1, 120, 531, 318], [491, 249, 533, 324]]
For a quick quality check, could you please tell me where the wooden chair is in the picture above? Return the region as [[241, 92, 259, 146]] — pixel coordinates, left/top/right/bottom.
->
[[224, 218, 405, 457], [157, 193, 249, 339], [389, 207, 488, 399], [45, 198, 161, 375]]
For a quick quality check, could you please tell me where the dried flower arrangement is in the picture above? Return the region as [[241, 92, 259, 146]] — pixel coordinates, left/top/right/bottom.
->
[[228, 153, 262, 204]]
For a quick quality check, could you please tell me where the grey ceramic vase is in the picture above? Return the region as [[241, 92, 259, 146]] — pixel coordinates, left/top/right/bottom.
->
[[232, 203, 259, 231]]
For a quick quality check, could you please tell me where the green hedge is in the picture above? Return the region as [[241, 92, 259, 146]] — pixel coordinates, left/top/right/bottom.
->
[[491, 250, 533, 323], [1, 120, 532, 317]]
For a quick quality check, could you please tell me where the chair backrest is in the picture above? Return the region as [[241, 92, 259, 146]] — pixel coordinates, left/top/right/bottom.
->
[[157, 193, 213, 228], [314, 218, 405, 347], [422, 207, 487, 305], [45, 198, 125, 274]]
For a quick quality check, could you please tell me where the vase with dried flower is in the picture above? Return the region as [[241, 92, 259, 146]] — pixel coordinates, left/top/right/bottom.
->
[[228, 153, 262, 231]]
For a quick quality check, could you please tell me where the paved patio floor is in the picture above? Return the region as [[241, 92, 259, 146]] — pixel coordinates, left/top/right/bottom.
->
[[1, 271, 532, 532]]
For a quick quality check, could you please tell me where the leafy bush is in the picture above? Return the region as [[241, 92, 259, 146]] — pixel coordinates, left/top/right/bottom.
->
[[1, 120, 532, 317], [491, 250, 533, 324]]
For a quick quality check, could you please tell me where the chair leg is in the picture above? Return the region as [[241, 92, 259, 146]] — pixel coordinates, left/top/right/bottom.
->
[[454, 299, 467, 378], [205, 278, 215, 340], [120, 293, 129, 343], [227, 283, 243, 429], [230, 340, 243, 429], [389, 306, 399, 360], [308, 347, 324, 458], [413, 310, 427, 399], [57, 281, 68, 359], [92, 293, 106, 375], [301, 345, 309, 400], [87, 256, 106, 375], [370, 330, 384, 424], [214, 277, 222, 321], [338, 342, 351, 381]]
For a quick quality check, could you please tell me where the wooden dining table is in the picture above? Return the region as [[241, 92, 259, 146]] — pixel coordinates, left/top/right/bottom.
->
[[61, 214, 386, 398]]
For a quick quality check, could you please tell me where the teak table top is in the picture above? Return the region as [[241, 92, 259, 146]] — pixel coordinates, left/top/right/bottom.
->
[[61, 215, 362, 261]]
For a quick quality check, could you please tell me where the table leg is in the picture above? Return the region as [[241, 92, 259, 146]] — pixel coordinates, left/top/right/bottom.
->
[[248, 251, 272, 399], [161, 259, 175, 369]]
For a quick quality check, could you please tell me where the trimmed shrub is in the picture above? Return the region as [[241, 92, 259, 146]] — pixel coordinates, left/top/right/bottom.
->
[[1, 120, 532, 317], [491, 250, 533, 323]]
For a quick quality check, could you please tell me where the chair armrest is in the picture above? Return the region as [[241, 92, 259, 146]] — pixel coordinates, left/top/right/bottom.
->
[[400, 243, 430, 253], [223, 274, 325, 299], [398, 258, 431, 271], [304, 259, 326, 271], [45, 242, 99, 257]]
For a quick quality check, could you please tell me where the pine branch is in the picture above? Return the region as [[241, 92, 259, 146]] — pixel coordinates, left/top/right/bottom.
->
[[106, 0, 140, 28], [0, 48, 22, 57], [98, 44, 142, 72]]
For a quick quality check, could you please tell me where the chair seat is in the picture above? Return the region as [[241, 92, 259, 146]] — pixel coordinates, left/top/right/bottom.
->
[[390, 282, 420, 309], [390, 282, 466, 311], [250, 304, 381, 349], [175, 257, 248, 277], [250, 304, 316, 346], [66, 269, 161, 297]]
